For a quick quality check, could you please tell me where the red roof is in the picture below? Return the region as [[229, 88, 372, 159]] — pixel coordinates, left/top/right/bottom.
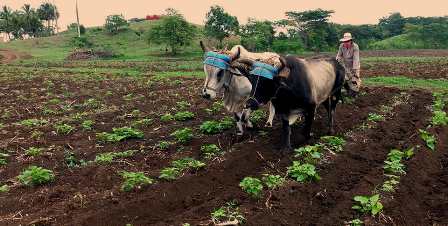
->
[[146, 15, 161, 20]]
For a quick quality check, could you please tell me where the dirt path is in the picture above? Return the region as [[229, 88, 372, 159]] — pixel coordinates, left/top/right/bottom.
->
[[0, 49, 30, 63]]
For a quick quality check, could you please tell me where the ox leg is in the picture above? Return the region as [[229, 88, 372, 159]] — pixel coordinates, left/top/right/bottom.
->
[[303, 105, 316, 140], [280, 114, 292, 152], [234, 112, 244, 136], [323, 98, 335, 135], [242, 109, 253, 129], [265, 101, 275, 127]]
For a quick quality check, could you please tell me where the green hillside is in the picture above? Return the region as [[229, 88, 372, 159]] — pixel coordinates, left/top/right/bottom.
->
[[0, 20, 204, 62], [368, 34, 426, 50]]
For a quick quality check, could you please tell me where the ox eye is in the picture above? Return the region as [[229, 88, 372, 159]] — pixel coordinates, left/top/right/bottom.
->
[[217, 70, 224, 81]]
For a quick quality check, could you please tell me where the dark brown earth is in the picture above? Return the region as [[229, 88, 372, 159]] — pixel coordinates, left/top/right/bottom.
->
[[0, 67, 445, 226], [363, 61, 448, 79]]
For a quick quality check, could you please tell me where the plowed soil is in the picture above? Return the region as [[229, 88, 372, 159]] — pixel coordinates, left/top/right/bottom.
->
[[0, 68, 446, 226]]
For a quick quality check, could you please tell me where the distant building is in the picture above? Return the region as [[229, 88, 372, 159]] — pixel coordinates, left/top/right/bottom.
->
[[146, 15, 161, 21]]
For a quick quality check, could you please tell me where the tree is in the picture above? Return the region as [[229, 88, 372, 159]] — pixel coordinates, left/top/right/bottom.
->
[[147, 9, 196, 55], [0, 6, 13, 39], [285, 9, 335, 51], [37, 2, 58, 35], [405, 22, 448, 48], [240, 18, 275, 51], [379, 12, 405, 38], [204, 5, 239, 47], [21, 4, 42, 37], [104, 14, 129, 34]]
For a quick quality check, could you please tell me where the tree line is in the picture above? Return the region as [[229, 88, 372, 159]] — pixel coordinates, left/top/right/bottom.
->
[[0, 3, 59, 40]]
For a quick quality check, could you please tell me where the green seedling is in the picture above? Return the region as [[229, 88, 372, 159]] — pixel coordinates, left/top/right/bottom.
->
[[320, 136, 346, 152], [160, 113, 174, 122], [205, 101, 224, 114], [0, 152, 9, 166], [55, 123, 74, 135], [176, 101, 191, 110], [171, 128, 194, 144], [294, 145, 322, 163], [19, 119, 48, 127], [262, 174, 285, 189], [174, 111, 195, 121], [120, 171, 153, 192], [157, 141, 170, 150], [419, 129, 436, 151], [287, 161, 320, 182], [95, 150, 137, 164], [0, 184, 9, 193], [432, 110, 448, 126], [211, 201, 245, 225], [17, 166, 55, 186], [249, 109, 266, 124], [159, 167, 181, 180], [200, 144, 222, 159], [81, 120, 95, 130], [348, 219, 364, 226], [352, 194, 383, 216], [367, 113, 385, 122], [25, 147, 44, 157], [97, 127, 144, 143], [239, 177, 263, 198], [132, 118, 152, 128]]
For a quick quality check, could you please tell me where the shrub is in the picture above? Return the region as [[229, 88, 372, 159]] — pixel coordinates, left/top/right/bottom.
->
[[120, 171, 153, 192], [70, 36, 93, 48], [171, 128, 194, 144], [239, 177, 263, 197], [97, 127, 144, 142], [104, 14, 129, 34], [17, 166, 55, 186], [352, 194, 383, 216], [287, 161, 320, 182]]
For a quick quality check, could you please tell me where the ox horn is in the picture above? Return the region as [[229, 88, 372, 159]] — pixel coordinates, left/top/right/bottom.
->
[[199, 41, 210, 52], [230, 47, 240, 61]]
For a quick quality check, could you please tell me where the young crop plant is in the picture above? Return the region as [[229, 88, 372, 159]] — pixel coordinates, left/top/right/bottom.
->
[[159, 167, 181, 180], [287, 161, 321, 182], [432, 110, 448, 126], [171, 128, 194, 144], [211, 201, 245, 225], [95, 150, 137, 164], [176, 101, 191, 110], [174, 111, 195, 121], [262, 174, 285, 190], [294, 145, 322, 163], [205, 101, 224, 115], [81, 120, 95, 130], [157, 141, 171, 150], [367, 113, 385, 122], [320, 136, 346, 152], [347, 219, 364, 226], [19, 118, 48, 127], [17, 166, 55, 186], [25, 147, 44, 157], [0, 152, 9, 166], [119, 171, 154, 192], [123, 94, 134, 101], [219, 116, 235, 130], [352, 194, 383, 216], [200, 144, 222, 159], [131, 118, 152, 128], [97, 127, 144, 143], [200, 120, 222, 134], [64, 150, 87, 168], [419, 129, 436, 151], [0, 184, 9, 193], [160, 113, 174, 122], [83, 98, 102, 109], [249, 109, 266, 124], [159, 158, 206, 180], [239, 177, 263, 198], [55, 123, 74, 135], [381, 175, 400, 192]]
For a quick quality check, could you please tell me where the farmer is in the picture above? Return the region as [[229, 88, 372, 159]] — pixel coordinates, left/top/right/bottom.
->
[[336, 32, 361, 96]]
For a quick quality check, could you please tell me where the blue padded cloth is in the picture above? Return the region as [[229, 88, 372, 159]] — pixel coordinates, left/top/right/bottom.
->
[[203, 51, 231, 70], [250, 61, 279, 80]]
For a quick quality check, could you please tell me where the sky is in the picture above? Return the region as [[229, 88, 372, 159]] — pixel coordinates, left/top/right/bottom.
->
[[2, 0, 448, 30]]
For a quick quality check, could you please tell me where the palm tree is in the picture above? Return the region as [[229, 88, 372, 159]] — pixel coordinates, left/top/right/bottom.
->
[[0, 6, 13, 39], [22, 4, 34, 36]]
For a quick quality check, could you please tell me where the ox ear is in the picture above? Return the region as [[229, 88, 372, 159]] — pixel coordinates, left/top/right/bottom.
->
[[277, 56, 290, 79], [230, 47, 240, 61], [200, 41, 210, 52]]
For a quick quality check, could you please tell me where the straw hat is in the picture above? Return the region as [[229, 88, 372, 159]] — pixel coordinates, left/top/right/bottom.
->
[[340, 33, 353, 42]]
